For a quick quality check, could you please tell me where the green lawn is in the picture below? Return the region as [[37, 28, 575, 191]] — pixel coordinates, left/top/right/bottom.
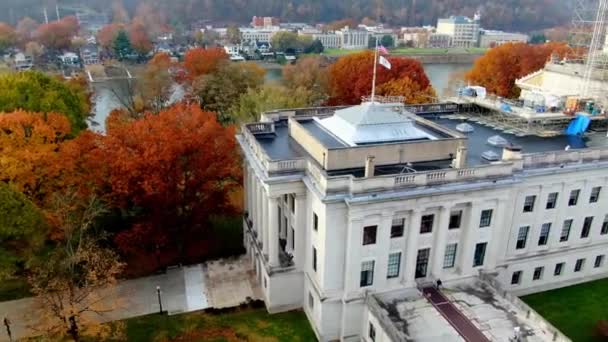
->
[[104, 308, 316, 341], [0, 278, 32, 301], [521, 278, 608, 342]]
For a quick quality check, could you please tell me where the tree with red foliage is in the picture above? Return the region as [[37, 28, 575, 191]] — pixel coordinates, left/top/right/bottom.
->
[[35, 16, 79, 51], [327, 51, 434, 105], [97, 23, 125, 50], [465, 42, 572, 98], [0, 22, 16, 52], [183, 47, 229, 80], [99, 103, 241, 263], [128, 17, 153, 55]]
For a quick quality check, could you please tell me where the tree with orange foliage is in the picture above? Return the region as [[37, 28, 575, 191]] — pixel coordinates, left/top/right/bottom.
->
[[98, 103, 241, 262], [139, 53, 175, 112], [128, 17, 153, 55], [35, 16, 79, 51], [15, 17, 39, 45], [377, 77, 437, 104], [465, 42, 572, 98], [0, 111, 71, 205], [97, 23, 125, 50], [183, 47, 229, 79], [327, 51, 434, 105], [0, 22, 16, 52]]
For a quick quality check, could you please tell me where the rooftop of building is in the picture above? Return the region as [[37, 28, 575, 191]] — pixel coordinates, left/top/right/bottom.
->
[[438, 16, 479, 24], [369, 278, 564, 342]]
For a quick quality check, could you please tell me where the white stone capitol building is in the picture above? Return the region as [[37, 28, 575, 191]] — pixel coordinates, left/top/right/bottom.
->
[[237, 100, 608, 341]]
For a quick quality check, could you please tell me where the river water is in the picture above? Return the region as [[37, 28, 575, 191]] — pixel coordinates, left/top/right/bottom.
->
[[91, 63, 471, 132]]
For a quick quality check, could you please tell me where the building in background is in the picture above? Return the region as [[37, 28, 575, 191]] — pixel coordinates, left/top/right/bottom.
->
[[252, 16, 279, 29], [336, 27, 370, 50], [239, 97, 608, 341], [479, 29, 529, 48], [436, 13, 481, 48], [401, 26, 434, 48], [241, 27, 280, 43], [428, 33, 453, 48]]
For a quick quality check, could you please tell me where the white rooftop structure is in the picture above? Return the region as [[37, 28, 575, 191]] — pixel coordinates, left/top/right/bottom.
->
[[316, 102, 436, 146]]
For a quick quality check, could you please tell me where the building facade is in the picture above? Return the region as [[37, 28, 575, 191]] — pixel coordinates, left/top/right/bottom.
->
[[336, 27, 370, 50], [436, 14, 481, 48], [238, 101, 608, 341], [480, 30, 529, 48]]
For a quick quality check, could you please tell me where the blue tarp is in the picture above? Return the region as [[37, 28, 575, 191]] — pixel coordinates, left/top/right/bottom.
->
[[500, 103, 512, 112], [565, 114, 591, 136]]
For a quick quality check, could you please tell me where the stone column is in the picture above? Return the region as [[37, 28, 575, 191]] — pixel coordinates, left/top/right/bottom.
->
[[486, 199, 507, 270], [431, 206, 451, 279], [294, 194, 307, 270], [343, 219, 363, 294], [243, 166, 249, 214], [256, 181, 263, 239], [268, 197, 280, 267], [458, 202, 480, 276], [262, 190, 269, 256], [405, 209, 422, 287]]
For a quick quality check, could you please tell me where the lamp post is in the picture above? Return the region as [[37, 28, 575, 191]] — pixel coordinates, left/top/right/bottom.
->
[[156, 286, 164, 315]]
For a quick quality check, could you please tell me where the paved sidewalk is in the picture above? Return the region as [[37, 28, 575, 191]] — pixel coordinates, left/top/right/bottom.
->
[[0, 256, 258, 341]]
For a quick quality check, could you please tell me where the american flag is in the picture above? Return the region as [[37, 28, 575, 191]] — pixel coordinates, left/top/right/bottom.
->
[[378, 45, 389, 55]]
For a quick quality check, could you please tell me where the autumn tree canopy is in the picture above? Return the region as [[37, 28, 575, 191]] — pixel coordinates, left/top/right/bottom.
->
[[15, 17, 39, 45], [0, 71, 90, 133], [35, 16, 79, 51], [283, 56, 329, 106], [465, 42, 572, 98], [183, 47, 229, 79], [138, 53, 175, 112], [97, 23, 125, 50], [328, 51, 434, 105], [0, 22, 16, 52]]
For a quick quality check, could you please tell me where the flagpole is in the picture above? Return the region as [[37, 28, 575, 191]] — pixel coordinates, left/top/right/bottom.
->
[[371, 37, 378, 103]]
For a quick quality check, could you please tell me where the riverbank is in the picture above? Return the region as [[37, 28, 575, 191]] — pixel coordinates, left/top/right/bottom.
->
[[322, 48, 486, 64]]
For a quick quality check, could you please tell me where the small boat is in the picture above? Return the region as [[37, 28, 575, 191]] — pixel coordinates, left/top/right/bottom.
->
[[487, 135, 508, 147], [481, 150, 500, 161], [456, 123, 475, 133]]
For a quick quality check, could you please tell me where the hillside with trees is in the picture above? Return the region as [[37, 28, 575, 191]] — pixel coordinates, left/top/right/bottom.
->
[[0, 0, 574, 33]]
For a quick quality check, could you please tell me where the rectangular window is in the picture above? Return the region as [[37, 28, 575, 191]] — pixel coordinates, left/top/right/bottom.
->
[[538, 223, 551, 246], [312, 247, 317, 271], [581, 217, 593, 238], [601, 215, 608, 235], [560, 220, 573, 242], [360, 261, 375, 287], [516, 226, 529, 249], [568, 189, 580, 206], [511, 271, 522, 285], [420, 214, 434, 234], [283, 194, 288, 203], [369, 322, 376, 342], [523, 195, 536, 212], [554, 262, 564, 276], [415, 248, 430, 278], [533, 266, 544, 280], [448, 210, 462, 229], [363, 226, 378, 245], [443, 243, 458, 269], [479, 209, 493, 228], [290, 195, 295, 213], [308, 292, 314, 309], [387, 252, 401, 278], [590, 186, 602, 203], [473, 242, 487, 267], [574, 258, 585, 272], [546, 192, 558, 209], [313, 213, 318, 231], [594, 255, 605, 268], [391, 218, 405, 238]]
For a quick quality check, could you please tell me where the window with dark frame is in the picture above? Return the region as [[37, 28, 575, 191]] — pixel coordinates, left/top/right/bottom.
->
[[590, 186, 601, 203], [574, 258, 585, 272], [546, 192, 558, 209], [511, 271, 522, 285], [538, 223, 551, 246], [479, 209, 493, 227], [473, 242, 487, 267], [594, 255, 605, 268], [601, 215, 608, 235], [312, 247, 317, 271], [363, 225, 378, 245], [449, 210, 462, 229], [391, 218, 405, 238], [443, 243, 458, 268], [313, 213, 318, 231], [523, 195, 536, 212], [560, 219, 573, 242], [360, 260, 375, 287], [290, 195, 295, 213], [516, 226, 529, 249], [387, 252, 401, 278], [533, 266, 544, 280], [415, 248, 430, 278], [420, 214, 434, 234], [554, 262, 564, 276], [581, 216, 593, 238], [568, 190, 580, 206]]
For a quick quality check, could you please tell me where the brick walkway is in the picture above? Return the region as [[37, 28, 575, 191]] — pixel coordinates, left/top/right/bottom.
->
[[423, 287, 490, 342]]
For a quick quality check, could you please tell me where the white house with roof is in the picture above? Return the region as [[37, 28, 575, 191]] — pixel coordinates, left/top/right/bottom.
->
[[238, 98, 608, 341]]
